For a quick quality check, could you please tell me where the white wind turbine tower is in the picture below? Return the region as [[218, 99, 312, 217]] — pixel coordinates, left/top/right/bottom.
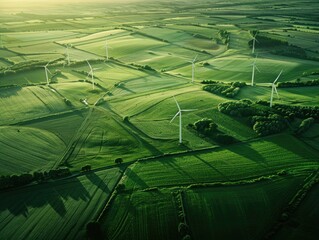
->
[[170, 96, 196, 144], [251, 32, 259, 54], [270, 70, 283, 107], [189, 55, 198, 83], [105, 40, 109, 60], [44, 61, 52, 85], [86, 60, 95, 90], [0, 35, 3, 48], [250, 56, 260, 86], [65, 44, 72, 65], [86, 60, 102, 90]]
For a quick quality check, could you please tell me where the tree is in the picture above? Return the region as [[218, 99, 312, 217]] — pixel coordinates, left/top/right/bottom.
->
[[115, 158, 123, 164]]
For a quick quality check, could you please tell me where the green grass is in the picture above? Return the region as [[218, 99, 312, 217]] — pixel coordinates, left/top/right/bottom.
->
[[0, 86, 71, 124], [101, 189, 179, 240], [273, 184, 319, 240], [1, 1, 319, 239], [0, 168, 121, 240], [184, 176, 305, 240], [0, 126, 65, 175], [122, 134, 318, 190]]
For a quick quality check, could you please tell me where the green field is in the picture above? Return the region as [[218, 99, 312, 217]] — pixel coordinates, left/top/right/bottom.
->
[[0, 168, 121, 240], [1, 0, 319, 239]]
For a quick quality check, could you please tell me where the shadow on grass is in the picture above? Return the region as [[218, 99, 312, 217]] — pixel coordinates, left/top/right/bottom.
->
[[193, 155, 230, 181], [0, 177, 90, 218], [85, 172, 110, 193], [224, 141, 268, 166], [126, 167, 148, 189], [160, 157, 196, 182]]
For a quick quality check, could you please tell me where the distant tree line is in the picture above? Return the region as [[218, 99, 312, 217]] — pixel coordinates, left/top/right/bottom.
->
[[202, 81, 246, 98], [257, 101, 319, 120], [0, 168, 71, 191], [218, 100, 286, 136], [189, 118, 237, 144], [277, 79, 319, 88], [218, 99, 318, 136], [248, 34, 308, 59]]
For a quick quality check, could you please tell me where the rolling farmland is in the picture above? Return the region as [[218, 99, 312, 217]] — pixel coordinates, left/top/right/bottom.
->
[[0, 0, 319, 239]]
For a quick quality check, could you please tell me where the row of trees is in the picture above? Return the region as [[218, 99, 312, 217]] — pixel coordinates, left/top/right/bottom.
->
[[277, 79, 319, 88], [0, 168, 71, 190], [202, 81, 246, 98], [257, 101, 319, 120], [218, 100, 288, 136], [219, 100, 318, 136], [251, 114, 287, 136], [218, 99, 269, 117], [248, 34, 308, 59]]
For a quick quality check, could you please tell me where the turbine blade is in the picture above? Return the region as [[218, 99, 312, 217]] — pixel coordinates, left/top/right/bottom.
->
[[273, 70, 283, 83], [173, 96, 181, 111], [170, 111, 180, 123], [255, 65, 261, 72], [181, 109, 197, 112], [45, 60, 51, 67], [47, 69, 52, 75], [86, 60, 92, 70], [193, 54, 198, 63], [274, 86, 279, 98]]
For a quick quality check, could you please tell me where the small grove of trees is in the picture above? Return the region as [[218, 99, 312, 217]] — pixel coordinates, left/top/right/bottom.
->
[[218, 29, 230, 44], [0, 168, 71, 190], [81, 165, 91, 172], [277, 79, 319, 88], [202, 81, 246, 98], [248, 34, 308, 59], [218, 100, 288, 136], [115, 158, 123, 164], [251, 114, 287, 136], [219, 100, 318, 136], [190, 118, 237, 144], [218, 99, 269, 117]]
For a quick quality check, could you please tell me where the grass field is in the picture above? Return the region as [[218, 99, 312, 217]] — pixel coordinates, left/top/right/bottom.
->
[[0, 126, 65, 175], [122, 134, 318, 190], [273, 184, 319, 240], [1, 0, 319, 239], [184, 176, 305, 240], [0, 168, 121, 240]]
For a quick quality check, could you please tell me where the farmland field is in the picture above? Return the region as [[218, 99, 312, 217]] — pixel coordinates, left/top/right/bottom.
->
[[0, 168, 121, 240], [1, 0, 319, 239]]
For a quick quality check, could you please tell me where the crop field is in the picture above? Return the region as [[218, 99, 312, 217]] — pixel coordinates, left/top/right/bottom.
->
[[184, 176, 306, 240], [0, 0, 319, 239], [0, 168, 121, 240]]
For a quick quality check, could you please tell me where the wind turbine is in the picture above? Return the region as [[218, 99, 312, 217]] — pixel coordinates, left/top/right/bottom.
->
[[250, 56, 260, 86], [44, 61, 52, 85], [86, 60, 95, 90], [189, 55, 198, 83], [270, 70, 282, 107], [0, 35, 3, 48], [251, 31, 259, 54], [65, 44, 72, 65], [170, 96, 196, 144], [86, 60, 102, 90], [105, 40, 109, 60]]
